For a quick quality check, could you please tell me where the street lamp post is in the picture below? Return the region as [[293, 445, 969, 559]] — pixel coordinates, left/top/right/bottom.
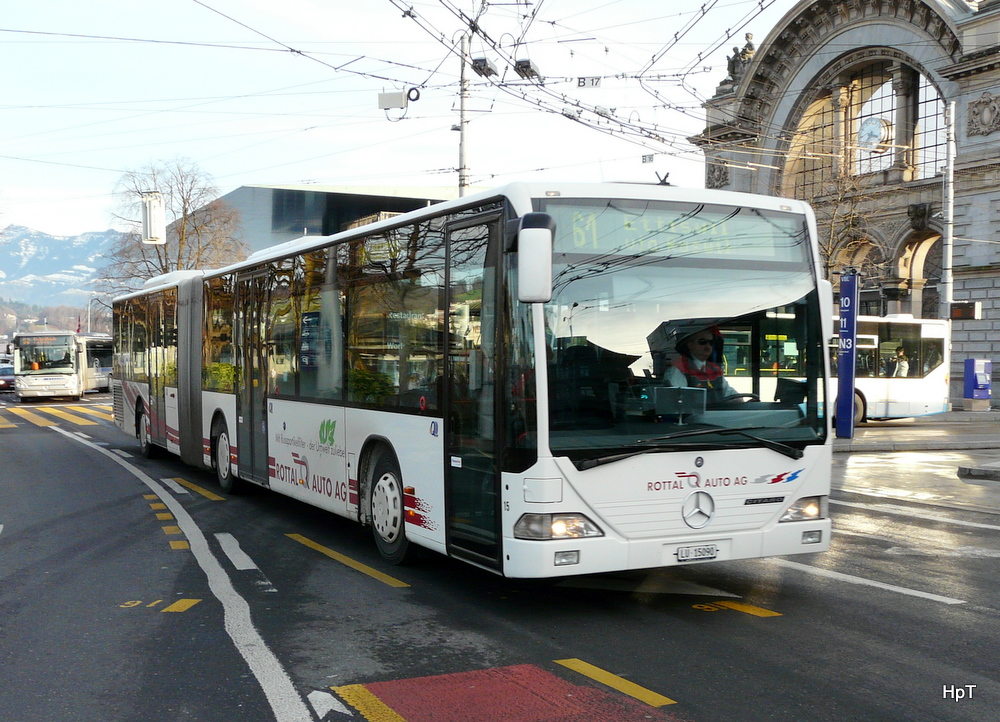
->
[[941, 100, 955, 319], [88, 295, 98, 333], [457, 34, 470, 197]]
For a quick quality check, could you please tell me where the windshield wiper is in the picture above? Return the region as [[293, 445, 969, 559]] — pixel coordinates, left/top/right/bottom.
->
[[638, 425, 803, 460], [576, 448, 650, 471], [575, 426, 805, 470]]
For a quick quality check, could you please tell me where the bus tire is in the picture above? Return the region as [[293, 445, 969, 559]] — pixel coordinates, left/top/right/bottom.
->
[[213, 419, 243, 494], [369, 450, 413, 565], [853, 392, 866, 425], [138, 407, 157, 459]]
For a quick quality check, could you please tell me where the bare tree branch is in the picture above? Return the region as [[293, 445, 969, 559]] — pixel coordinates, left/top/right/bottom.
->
[[95, 158, 248, 298]]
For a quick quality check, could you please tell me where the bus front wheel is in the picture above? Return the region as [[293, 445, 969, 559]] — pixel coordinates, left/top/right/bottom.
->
[[213, 420, 243, 494], [369, 451, 412, 565]]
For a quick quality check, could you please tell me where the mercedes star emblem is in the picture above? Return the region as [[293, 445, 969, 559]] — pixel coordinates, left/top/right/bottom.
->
[[682, 491, 715, 529]]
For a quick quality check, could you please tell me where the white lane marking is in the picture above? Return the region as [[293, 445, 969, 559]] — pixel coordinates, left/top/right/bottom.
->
[[884, 545, 1000, 559], [556, 576, 740, 598], [216, 533, 278, 593], [831, 499, 1000, 532], [159, 477, 190, 495], [51, 426, 311, 722], [111, 449, 131, 458], [306, 690, 351, 718], [836, 528, 1000, 559], [216, 533, 261, 571], [832, 528, 887, 541], [768, 559, 966, 605]]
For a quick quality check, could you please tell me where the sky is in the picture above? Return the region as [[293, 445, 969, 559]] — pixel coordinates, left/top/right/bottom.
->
[[0, 0, 800, 237]]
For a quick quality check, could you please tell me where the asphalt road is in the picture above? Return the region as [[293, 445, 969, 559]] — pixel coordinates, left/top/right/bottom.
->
[[1, 395, 997, 721]]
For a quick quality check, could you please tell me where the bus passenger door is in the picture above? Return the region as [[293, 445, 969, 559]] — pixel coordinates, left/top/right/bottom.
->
[[444, 218, 501, 569], [236, 272, 270, 485], [147, 294, 167, 442]]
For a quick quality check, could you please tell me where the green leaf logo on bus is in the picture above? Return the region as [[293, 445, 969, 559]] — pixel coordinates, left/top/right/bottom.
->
[[319, 419, 337, 446]]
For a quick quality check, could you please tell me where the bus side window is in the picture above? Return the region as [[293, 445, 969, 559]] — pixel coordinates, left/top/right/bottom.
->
[[921, 339, 944, 377]]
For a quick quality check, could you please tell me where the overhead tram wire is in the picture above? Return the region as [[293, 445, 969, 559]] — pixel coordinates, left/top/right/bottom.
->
[[189, 0, 437, 85], [671, 0, 780, 117], [9, 3, 789, 181], [394, 1, 709, 155], [448, 1, 799, 164], [0, 26, 436, 80], [0, 26, 449, 155], [187, 0, 795, 177]]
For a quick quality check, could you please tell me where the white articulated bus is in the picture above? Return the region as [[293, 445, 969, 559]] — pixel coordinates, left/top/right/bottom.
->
[[11, 331, 112, 400], [112, 182, 832, 578], [831, 314, 950, 422]]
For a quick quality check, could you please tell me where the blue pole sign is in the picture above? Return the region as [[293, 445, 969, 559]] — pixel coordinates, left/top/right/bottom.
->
[[835, 272, 859, 438]]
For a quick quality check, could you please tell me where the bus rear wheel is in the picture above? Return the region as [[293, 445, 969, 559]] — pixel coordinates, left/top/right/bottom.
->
[[138, 407, 156, 458], [369, 451, 412, 565], [853, 392, 866, 425], [213, 420, 243, 494]]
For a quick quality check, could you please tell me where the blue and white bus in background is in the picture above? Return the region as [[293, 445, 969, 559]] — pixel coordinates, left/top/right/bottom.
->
[[830, 314, 949, 422]]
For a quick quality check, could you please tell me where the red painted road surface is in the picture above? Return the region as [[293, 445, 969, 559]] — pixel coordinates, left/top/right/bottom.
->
[[349, 664, 688, 721]]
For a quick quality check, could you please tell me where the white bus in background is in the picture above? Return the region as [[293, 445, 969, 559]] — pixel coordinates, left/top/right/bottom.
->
[[112, 182, 833, 578], [80, 333, 114, 391], [11, 331, 113, 400], [830, 314, 949, 422]]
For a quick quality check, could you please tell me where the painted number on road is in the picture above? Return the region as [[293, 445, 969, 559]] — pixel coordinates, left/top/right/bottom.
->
[[120, 599, 202, 612], [693, 600, 782, 617]]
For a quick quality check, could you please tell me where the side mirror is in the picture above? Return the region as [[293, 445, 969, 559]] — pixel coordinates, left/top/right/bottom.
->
[[818, 279, 834, 342], [517, 213, 554, 303]]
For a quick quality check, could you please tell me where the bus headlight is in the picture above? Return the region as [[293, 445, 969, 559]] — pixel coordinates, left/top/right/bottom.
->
[[779, 496, 828, 522], [513, 513, 604, 540]]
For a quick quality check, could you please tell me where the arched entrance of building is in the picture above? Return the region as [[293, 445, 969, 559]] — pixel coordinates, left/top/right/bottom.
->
[[890, 233, 943, 318]]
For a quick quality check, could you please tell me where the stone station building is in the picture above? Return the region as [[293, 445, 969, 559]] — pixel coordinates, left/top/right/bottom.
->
[[692, 0, 1000, 405]]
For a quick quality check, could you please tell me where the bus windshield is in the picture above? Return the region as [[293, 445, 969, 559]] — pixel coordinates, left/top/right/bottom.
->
[[14, 335, 77, 374], [538, 198, 826, 464]]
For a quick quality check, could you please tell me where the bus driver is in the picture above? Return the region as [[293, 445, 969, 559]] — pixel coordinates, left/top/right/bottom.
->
[[665, 326, 736, 403]]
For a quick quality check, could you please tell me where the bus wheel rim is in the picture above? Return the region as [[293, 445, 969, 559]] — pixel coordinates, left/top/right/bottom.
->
[[372, 473, 402, 542], [217, 431, 230, 480]]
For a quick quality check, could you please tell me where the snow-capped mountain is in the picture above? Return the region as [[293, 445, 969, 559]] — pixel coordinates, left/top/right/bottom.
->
[[0, 225, 121, 306]]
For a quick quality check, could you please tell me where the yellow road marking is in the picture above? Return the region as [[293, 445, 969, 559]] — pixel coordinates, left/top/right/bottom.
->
[[554, 658, 676, 707], [162, 526, 182, 535], [170, 540, 190, 550], [36, 407, 98, 425], [161, 599, 201, 612], [287, 534, 410, 588], [714, 600, 783, 617], [143, 494, 158, 500], [333, 684, 405, 721], [65, 405, 114, 421], [149, 503, 167, 510], [155, 513, 174, 521], [172, 477, 225, 501], [7, 407, 57, 426], [0, 413, 15, 428]]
